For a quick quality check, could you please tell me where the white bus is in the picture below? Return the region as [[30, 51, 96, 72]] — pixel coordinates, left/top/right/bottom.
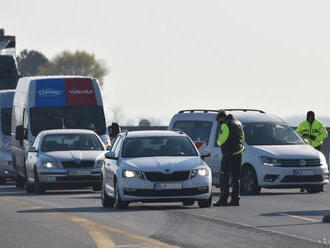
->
[[11, 76, 111, 187], [0, 90, 15, 184]]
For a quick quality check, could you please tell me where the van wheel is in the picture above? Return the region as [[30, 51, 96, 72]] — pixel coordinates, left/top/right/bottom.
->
[[306, 185, 323, 194], [114, 181, 128, 209], [198, 196, 212, 208], [241, 166, 261, 195], [34, 168, 45, 194], [101, 181, 114, 207], [15, 166, 25, 188]]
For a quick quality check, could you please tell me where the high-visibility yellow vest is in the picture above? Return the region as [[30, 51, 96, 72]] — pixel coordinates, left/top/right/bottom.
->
[[296, 120, 328, 147]]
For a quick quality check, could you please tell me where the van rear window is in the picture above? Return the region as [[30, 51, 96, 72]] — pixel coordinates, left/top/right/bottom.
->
[[172, 121, 213, 145], [1, 108, 12, 136]]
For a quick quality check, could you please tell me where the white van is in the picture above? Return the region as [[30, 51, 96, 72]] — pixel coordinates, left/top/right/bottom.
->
[[11, 76, 111, 187], [169, 109, 329, 194], [0, 90, 14, 183]]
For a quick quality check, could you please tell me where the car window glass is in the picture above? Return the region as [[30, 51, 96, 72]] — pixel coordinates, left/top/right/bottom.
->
[[1, 108, 12, 136], [173, 121, 213, 145], [114, 137, 123, 157]]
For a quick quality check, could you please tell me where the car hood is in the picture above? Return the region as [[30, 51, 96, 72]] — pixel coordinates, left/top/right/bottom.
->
[[250, 144, 320, 159], [40, 150, 105, 162], [122, 156, 203, 172]]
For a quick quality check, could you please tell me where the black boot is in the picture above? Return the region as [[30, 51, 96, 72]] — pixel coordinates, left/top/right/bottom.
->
[[213, 199, 227, 207], [228, 199, 240, 206]]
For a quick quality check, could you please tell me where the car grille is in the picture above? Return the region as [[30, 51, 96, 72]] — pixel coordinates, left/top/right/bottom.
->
[[276, 159, 321, 167], [281, 175, 323, 183], [56, 176, 101, 182], [61, 160, 95, 168], [124, 187, 208, 197], [144, 171, 190, 182]]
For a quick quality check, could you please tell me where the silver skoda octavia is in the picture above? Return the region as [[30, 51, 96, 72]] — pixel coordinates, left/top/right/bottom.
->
[[25, 129, 106, 193], [101, 130, 212, 209]]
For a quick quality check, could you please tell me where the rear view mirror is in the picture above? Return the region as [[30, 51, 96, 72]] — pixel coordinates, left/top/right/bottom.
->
[[200, 149, 211, 158], [105, 151, 118, 160], [15, 125, 27, 140]]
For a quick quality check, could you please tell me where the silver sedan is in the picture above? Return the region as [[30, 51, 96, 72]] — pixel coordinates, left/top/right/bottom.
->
[[25, 129, 106, 193]]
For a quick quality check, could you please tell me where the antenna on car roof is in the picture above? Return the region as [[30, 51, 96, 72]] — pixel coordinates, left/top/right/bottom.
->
[[171, 128, 185, 135]]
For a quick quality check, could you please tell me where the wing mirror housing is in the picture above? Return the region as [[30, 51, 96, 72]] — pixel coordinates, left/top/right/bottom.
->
[[105, 151, 118, 160], [15, 125, 27, 140]]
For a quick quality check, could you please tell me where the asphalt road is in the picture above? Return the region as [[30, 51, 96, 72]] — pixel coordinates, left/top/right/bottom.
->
[[0, 182, 329, 248]]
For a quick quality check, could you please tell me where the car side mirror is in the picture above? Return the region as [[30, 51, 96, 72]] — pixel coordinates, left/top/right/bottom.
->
[[28, 147, 38, 153], [200, 149, 211, 158], [15, 125, 27, 140], [105, 151, 118, 160], [106, 145, 112, 151], [109, 122, 121, 139]]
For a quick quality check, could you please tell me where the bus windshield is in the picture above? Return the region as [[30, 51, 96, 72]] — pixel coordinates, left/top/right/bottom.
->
[[30, 106, 106, 136]]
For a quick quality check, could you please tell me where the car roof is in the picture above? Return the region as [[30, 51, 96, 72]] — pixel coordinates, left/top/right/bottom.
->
[[20, 75, 95, 81], [39, 129, 97, 136], [124, 130, 186, 138], [173, 109, 285, 124]]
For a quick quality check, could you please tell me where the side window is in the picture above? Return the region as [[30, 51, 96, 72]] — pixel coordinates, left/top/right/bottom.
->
[[111, 136, 121, 152], [173, 121, 213, 145], [114, 137, 123, 157]]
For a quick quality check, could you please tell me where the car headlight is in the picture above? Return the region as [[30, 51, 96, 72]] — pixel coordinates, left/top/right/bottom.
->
[[122, 170, 144, 179], [191, 168, 209, 178], [96, 160, 104, 168], [41, 161, 58, 169], [259, 156, 281, 166]]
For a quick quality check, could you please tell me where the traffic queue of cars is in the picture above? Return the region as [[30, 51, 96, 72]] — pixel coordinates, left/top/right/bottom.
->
[[0, 75, 328, 209]]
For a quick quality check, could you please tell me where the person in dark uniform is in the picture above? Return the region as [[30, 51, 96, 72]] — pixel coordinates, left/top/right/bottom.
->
[[214, 110, 245, 207]]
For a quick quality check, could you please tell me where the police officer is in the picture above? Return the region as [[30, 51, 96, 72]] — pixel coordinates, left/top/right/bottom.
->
[[214, 110, 245, 207], [296, 111, 328, 151]]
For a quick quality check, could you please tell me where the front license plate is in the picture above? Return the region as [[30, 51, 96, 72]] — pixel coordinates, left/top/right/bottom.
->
[[154, 183, 183, 190], [68, 170, 91, 176], [293, 169, 315, 176]]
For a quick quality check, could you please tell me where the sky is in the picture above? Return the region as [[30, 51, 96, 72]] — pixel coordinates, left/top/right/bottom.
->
[[1, 0, 330, 125]]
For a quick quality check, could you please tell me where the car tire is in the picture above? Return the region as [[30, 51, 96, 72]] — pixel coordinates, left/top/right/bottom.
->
[[182, 200, 195, 206], [306, 185, 323, 194], [114, 180, 129, 209], [34, 168, 45, 194], [101, 181, 114, 207], [198, 195, 212, 208], [241, 166, 261, 195]]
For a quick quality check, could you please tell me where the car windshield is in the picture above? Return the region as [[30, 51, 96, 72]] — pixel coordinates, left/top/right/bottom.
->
[[1, 108, 12, 136], [244, 123, 305, 146], [30, 106, 106, 136], [42, 134, 104, 152], [122, 136, 198, 158]]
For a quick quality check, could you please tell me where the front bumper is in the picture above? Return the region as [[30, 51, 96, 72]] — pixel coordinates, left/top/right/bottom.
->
[[37, 168, 102, 188], [118, 175, 212, 202], [258, 165, 329, 188]]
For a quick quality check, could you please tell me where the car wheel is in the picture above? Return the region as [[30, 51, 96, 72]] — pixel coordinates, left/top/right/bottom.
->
[[241, 166, 261, 195], [182, 200, 195, 206], [306, 185, 323, 194], [34, 168, 45, 194], [15, 166, 25, 188], [114, 180, 129, 209], [101, 181, 114, 207], [198, 195, 212, 208]]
